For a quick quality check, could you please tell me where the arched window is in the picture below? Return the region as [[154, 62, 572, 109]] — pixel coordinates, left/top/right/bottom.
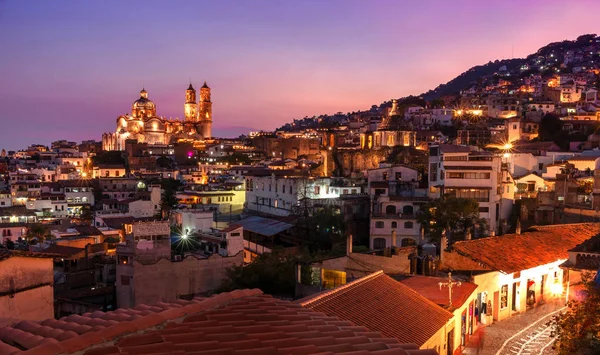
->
[[385, 205, 397, 215], [402, 205, 414, 215], [391, 221, 397, 229], [404, 221, 414, 229], [373, 238, 386, 249], [375, 221, 384, 228], [401, 238, 416, 247]]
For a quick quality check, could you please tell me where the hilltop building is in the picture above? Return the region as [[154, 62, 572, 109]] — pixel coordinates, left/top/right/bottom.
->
[[103, 83, 212, 151]]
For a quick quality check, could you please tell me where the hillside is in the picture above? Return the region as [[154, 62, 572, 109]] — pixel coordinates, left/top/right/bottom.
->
[[422, 33, 599, 100]]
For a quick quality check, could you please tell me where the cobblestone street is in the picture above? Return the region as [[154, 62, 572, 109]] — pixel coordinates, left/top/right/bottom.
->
[[463, 299, 566, 355]]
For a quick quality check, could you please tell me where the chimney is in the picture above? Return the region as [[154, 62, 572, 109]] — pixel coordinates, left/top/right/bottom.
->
[[490, 230, 496, 237], [465, 228, 472, 240], [346, 234, 353, 256], [391, 230, 397, 249], [516, 219, 521, 235]]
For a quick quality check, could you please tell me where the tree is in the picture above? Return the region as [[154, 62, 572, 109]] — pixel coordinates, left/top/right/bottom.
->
[[539, 113, 563, 142], [549, 273, 600, 354], [218, 249, 313, 297], [303, 206, 346, 251], [416, 196, 487, 242], [77, 206, 93, 225], [25, 224, 49, 244], [157, 178, 181, 220]]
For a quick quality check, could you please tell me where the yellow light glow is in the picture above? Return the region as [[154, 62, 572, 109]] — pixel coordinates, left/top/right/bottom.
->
[[550, 282, 563, 295], [503, 153, 510, 158], [503, 143, 513, 150]]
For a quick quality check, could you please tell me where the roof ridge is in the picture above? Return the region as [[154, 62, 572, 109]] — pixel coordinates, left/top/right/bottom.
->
[[21, 288, 263, 355], [298, 270, 384, 306]]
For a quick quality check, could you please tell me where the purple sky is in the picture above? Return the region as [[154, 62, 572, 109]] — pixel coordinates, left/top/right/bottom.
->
[[1, 0, 599, 150]]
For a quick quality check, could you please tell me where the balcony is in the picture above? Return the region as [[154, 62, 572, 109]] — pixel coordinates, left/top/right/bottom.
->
[[371, 213, 416, 220]]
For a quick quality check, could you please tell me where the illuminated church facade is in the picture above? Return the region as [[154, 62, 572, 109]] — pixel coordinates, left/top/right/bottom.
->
[[102, 82, 212, 151]]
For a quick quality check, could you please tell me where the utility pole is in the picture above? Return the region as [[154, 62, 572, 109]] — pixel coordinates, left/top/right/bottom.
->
[[438, 272, 462, 308]]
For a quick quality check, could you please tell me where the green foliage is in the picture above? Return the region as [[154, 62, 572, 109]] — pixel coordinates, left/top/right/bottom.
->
[[157, 179, 181, 219], [25, 224, 50, 244], [516, 183, 528, 193], [549, 273, 600, 354], [78, 206, 93, 225], [219, 249, 313, 297], [156, 156, 174, 169], [416, 196, 487, 242], [4, 239, 15, 249], [302, 206, 346, 251]]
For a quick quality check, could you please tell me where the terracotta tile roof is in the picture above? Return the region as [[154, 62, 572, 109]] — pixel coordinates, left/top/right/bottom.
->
[[0, 289, 438, 355], [298, 271, 453, 347], [451, 223, 600, 274], [395, 275, 478, 310]]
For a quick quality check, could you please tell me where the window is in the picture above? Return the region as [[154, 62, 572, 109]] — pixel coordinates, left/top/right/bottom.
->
[[314, 186, 320, 194], [500, 284, 508, 309], [402, 205, 414, 215], [445, 188, 490, 202], [283, 185, 286, 193], [395, 172, 402, 181], [404, 221, 414, 229], [385, 205, 396, 215], [391, 221, 397, 228], [342, 189, 348, 194], [373, 238, 386, 249], [382, 172, 388, 181], [375, 221, 384, 228], [429, 163, 438, 181], [479, 207, 489, 213]]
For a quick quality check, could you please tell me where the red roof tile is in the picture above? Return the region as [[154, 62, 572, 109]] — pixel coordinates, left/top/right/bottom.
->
[[0, 288, 439, 355], [450, 223, 600, 273], [396, 275, 478, 309], [299, 271, 453, 347]]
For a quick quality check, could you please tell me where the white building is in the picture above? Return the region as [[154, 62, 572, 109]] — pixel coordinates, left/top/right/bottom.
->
[[245, 173, 361, 216], [367, 164, 427, 249], [172, 209, 214, 235], [428, 145, 514, 235]]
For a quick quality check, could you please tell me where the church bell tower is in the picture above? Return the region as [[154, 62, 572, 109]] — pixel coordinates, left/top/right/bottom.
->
[[184, 83, 198, 122], [198, 81, 212, 138]]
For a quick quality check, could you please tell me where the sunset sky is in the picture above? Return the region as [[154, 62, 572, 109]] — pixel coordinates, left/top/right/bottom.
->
[[1, 0, 599, 150]]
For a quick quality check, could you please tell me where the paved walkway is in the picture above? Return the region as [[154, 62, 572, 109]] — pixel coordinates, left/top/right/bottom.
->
[[462, 299, 565, 355]]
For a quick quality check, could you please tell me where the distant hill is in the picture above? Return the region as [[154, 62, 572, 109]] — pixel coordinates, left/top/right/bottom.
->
[[276, 34, 599, 131], [422, 33, 598, 100], [421, 58, 525, 100]]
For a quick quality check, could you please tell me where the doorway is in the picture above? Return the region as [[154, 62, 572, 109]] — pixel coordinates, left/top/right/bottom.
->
[[541, 275, 546, 301], [512, 283, 517, 311], [446, 328, 454, 355]]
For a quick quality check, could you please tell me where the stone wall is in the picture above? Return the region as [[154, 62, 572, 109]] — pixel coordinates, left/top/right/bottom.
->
[[127, 252, 243, 306], [335, 148, 391, 177]]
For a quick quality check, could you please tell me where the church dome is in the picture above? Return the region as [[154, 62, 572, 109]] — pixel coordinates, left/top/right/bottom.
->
[[132, 88, 156, 117], [132, 97, 156, 111]]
